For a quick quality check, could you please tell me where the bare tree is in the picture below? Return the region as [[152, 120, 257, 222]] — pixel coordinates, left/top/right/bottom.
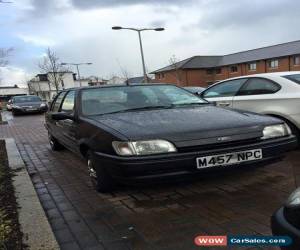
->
[[38, 47, 68, 93], [116, 59, 131, 85], [169, 55, 181, 85]]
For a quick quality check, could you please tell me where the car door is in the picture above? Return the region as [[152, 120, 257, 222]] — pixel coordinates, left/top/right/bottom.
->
[[58, 90, 78, 152], [46, 91, 67, 141], [201, 78, 248, 108], [232, 77, 281, 113]]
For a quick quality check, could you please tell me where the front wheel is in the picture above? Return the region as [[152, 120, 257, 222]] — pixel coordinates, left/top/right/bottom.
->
[[87, 151, 114, 193]]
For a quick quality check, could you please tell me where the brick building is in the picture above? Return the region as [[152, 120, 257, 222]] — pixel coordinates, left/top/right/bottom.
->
[[151, 40, 300, 87]]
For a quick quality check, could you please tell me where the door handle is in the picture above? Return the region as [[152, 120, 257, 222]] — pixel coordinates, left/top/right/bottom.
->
[[218, 102, 230, 107]]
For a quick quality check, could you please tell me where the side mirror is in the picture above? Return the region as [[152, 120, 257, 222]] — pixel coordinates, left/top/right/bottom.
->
[[51, 112, 74, 121]]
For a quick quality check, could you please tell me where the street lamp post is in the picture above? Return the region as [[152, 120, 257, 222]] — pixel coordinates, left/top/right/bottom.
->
[[112, 26, 165, 83], [61, 62, 92, 87]]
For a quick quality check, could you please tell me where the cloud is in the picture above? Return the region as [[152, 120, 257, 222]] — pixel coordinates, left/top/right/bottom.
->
[[70, 0, 194, 9], [16, 34, 56, 47], [0, 66, 31, 87], [197, 0, 300, 30], [4, 0, 300, 85]]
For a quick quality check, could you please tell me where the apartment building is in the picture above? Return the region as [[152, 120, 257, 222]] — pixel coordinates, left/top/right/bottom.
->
[[27, 71, 89, 101], [151, 40, 300, 87]]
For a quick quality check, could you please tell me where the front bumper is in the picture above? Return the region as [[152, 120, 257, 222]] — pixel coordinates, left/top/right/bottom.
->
[[12, 107, 47, 113], [271, 207, 300, 250], [94, 135, 297, 182]]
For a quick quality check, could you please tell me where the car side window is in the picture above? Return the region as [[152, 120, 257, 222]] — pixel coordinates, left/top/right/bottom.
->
[[203, 79, 247, 98], [237, 78, 281, 96], [61, 91, 75, 112], [51, 92, 66, 112]]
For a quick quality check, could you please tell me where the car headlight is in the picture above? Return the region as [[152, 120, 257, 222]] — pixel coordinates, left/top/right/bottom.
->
[[285, 188, 300, 209], [261, 123, 291, 140], [40, 103, 47, 108], [112, 140, 177, 156], [12, 105, 21, 109]]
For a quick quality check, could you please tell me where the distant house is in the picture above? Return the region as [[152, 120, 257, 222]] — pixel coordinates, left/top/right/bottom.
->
[[27, 71, 89, 101], [107, 76, 126, 85], [88, 76, 108, 86], [0, 85, 28, 102], [124, 76, 153, 84], [151, 40, 300, 87]]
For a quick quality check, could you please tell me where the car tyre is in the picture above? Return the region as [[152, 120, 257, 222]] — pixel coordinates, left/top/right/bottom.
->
[[48, 133, 64, 151], [87, 150, 114, 193]]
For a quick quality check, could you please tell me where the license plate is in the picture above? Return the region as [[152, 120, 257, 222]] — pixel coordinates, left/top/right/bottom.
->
[[26, 108, 37, 111], [196, 149, 262, 169]]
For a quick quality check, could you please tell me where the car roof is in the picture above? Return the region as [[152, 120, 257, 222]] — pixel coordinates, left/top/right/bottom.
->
[[14, 95, 39, 98], [218, 71, 300, 81], [64, 83, 176, 91]]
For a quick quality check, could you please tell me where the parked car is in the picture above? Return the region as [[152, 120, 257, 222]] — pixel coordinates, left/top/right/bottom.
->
[[6, 99, 12, 111], [11, 95, 48, 115], [45, 84, 296, 192], [184, 86, 205, 95], [200, 72, 300, 143], [272, 187, 300, 249]]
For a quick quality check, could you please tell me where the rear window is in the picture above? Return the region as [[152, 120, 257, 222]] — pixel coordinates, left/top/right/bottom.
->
[[283, 74, 300, 84], [13, 96, 41, 103]]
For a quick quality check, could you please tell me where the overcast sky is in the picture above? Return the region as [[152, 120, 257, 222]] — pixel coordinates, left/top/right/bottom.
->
[[1, 0, 300, 86]]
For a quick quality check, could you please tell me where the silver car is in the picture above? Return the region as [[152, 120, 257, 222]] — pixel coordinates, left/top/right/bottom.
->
[[201, 71, 300, 143]]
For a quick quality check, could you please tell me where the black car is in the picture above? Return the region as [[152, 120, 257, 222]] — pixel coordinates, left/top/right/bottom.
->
[[272, 188, 300, 249], [11, 95, 48, 115], [45, 84, 296, 192]]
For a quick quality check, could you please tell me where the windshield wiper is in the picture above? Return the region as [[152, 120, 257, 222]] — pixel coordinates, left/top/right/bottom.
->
[[101, 105, 173, 115], [172, 102, 208, 106]]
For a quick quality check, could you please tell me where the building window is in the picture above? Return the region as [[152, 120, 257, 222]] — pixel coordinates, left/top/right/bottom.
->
[[206, 69, 214, 75], [157, 74, 161, 79], [38, 74, 48, 81], [248, 62, 257, 71], [161, 73, 165, 78], [268, 59, 279, 68], [294, 56, 300, 65], [215, 68, 221, 74], [230, 65, 238, 73]]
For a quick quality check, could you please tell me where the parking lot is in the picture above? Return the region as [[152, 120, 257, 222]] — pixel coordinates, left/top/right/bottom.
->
[[1, 111, 299, 250]]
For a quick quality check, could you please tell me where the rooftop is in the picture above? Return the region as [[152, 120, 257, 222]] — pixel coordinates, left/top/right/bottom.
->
[[151, 40, 300, 73]]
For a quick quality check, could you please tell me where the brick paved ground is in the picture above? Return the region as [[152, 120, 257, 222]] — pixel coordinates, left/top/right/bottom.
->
[[1, 112, 300, 250]]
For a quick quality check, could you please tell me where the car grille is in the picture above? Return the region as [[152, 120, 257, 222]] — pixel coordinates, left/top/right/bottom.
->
[[178, 137, 261, 153]]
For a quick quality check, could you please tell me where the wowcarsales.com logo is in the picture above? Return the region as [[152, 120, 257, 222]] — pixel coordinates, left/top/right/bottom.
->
[[194, 236, 227, 246], [194, 235, 292, 247]]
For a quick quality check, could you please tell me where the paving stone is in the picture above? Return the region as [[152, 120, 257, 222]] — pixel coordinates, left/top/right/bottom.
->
[[60, 241, 81, 250], [46, 208, 61, 219], [54, 228, 75, 244], [75, 232, 100, 249], [50, 217, 68, 230]]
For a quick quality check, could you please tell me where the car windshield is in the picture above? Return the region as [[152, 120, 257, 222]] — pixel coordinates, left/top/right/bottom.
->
[[13, 96, 42, 103], [81, 85, 207, 115], [283, 74, 300, 84]]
